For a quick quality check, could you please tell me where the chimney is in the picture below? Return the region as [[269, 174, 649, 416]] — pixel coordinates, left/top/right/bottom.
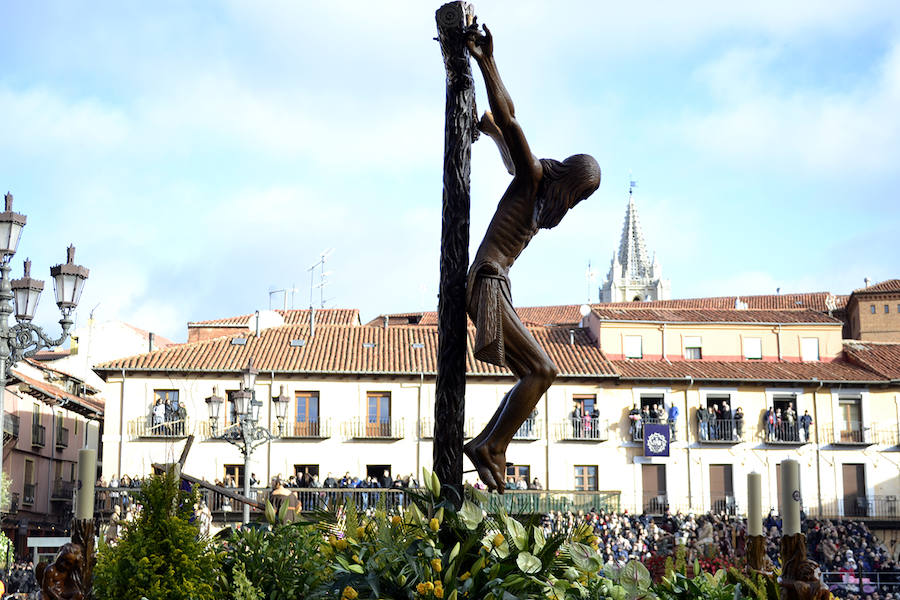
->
[[255, 310, 260, 337], [309, 306, 316, 339], [383, 315, 389, 329], [569, 329, 575, 345], [864, 277, 870, 288], [148, 332, 154, 352]]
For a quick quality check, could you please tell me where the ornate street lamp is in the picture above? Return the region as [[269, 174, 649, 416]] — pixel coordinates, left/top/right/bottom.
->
[[0, 193, 87, 518], [205, 357, 283, 524], [272, 385, 290, 436]]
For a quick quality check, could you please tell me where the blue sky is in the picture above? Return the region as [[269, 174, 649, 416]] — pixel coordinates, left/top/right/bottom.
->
[[2, 1, 898, 342]]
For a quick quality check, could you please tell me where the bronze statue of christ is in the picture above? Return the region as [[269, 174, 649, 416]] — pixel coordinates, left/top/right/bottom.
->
[[463, 24, 601, 493]]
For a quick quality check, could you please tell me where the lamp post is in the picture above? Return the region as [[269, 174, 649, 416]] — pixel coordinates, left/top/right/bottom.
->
[[204, 359, 289, 524], [0, 192, 88, 516]]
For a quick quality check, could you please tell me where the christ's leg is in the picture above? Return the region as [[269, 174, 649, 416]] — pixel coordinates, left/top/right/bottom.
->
[[465, 303, 556, 492]]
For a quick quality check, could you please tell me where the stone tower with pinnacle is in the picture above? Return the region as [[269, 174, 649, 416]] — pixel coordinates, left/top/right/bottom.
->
[[599, 185, 671, 302]]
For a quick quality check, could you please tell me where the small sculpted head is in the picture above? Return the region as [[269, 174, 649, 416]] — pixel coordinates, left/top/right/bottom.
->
[[535, 154, 601, 229]]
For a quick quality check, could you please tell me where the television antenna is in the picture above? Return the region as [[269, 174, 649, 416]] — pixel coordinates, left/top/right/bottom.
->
[[308, 249, 335, 309], [585, 261, 598, 304]]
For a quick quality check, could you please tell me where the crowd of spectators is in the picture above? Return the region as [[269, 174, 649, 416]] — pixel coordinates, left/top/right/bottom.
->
[[542, 507, 899, 597], [149, 395, 187, 436], [1, 561, 40, 598], [697, 402, 744, 441]]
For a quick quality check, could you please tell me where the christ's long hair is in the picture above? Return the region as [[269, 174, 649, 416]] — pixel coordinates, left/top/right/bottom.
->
[[534, 154, 601, 229]]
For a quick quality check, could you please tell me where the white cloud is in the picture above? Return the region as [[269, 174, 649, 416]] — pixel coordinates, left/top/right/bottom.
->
[[678, 41, 900, 174]]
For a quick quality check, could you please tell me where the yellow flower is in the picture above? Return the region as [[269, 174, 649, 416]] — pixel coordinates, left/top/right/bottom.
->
[[425, 581, 435, 592], [341, 585, 359, 599], [417, 582, 427, 595], [434, 586, 444, 598], [459, 571, 470, 581], [336, 539, 349, 551], [392, 515, 402, 526], [352, 554, 361, 564], [431, 558, 442, 573], [356, 526, 366, 539], [429, 518, 440, 532], [492, 533, 505, 547], [329, 535, 338, 546]]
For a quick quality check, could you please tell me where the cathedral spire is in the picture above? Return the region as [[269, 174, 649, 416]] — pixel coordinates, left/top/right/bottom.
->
[[599, 182, 671, 303], [617, 189, 652, 280]]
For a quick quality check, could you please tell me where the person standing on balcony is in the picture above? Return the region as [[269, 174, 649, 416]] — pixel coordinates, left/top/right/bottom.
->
[[800, 410, 812, 442], [698, 405, 709, 441], [151, 398, 165, 433], [720, 402, 732, 440], [734, 407, 744, 439], [667, 404, 679, 438], [708, 404, 719, 440], [785, 403, 797, 441], [629, 404, 641, 438]]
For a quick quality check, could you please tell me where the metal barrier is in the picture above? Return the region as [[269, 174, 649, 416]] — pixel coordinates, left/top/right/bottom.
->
[[31, 424, 45, 448], [806, 496, 899, 520], [512, 417, 541, 440], [821, 571, 900, 594], [698, 418, 743, 443], [632, 418, 678, 442], [128, 416, 192, 438], [344, 418, 405, 439], [281, 419, 331, 439]]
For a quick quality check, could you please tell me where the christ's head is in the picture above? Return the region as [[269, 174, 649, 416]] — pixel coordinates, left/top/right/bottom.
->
[[535, 154, 601, 229]]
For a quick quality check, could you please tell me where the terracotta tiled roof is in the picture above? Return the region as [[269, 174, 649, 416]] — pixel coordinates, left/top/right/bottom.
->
[[10, 369, 105, 416], [843, 342, 900, 380], [611, 359, 885, 384], [591, 308, 840, 324], [596, 292, 848, 311], [852, 279, 900, 294], [375, 305, 584, 328], [188, 308, 360, 327], [94, 324, 617, 378]]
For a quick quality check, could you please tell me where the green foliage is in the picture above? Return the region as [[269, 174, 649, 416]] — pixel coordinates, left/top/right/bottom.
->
[[0, 529, 13, 569], [219, 519, 328, 600], [231, 562, 264, 600], [93, 470, 222, 600], [312, 468, 620, 600]]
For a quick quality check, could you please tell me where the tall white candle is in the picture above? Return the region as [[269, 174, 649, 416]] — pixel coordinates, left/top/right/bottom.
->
[[747, 472, 762, 536], [780, 459, 801, 535], [76, 448, 97, 520]]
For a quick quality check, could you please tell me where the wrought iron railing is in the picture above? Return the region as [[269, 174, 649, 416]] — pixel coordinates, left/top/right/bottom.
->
[[512, 417, 541, 440], [806, 495, 899, 519], [760, 422, 807, 444], [821, 570, 900, 593], [555, 417, 609, 441], [56, 426, 69, 449], [641, 491, 669, 514], [3, 413, 19, 439], [128, 416, 192, 438], [418, 418, 477, 439], [31, 424, 45, 448], [698, 418, 744, 443], [631, 418, 677, 442], [344, 418, 405, 439], [826, 422, 872, 445], [280, 419, 331, 439], [51, 478, 75, 500]]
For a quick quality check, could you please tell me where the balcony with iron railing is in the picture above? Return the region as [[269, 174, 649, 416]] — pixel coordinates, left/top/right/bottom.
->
[[554, 416, 609, 442], [825, 422, 875, 446], [760, 422, 808, 445], [698, 418, 744, 444], [418, 417, 477, 439], [56, 426, 69, 449], [806, 495, 899, 520], [345, 417, 405, 440], [51, 478, 75, 501], [128, 416, 192, 439], [23, 483, 36, 505], [631, 418, 677, 442], [512, 417, 541, 440], [3, 413, 19, 442], [31, 424, 46, 448], [280, 418, 331, 439]]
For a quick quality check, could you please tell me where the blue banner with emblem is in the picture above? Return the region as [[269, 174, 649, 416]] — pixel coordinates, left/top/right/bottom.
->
[[643, 423, 670, 457]]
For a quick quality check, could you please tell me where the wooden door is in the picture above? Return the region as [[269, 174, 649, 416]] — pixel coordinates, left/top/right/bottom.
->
[[642, 464, 667, 512], [295, 392, 320, 436], [367, 393, 391, 437], [709, 464, 734, 513], [842, 464, 866, 517]]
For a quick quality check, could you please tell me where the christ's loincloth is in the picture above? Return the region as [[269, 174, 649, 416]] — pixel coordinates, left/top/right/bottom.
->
[[467, 260, 514, 367]]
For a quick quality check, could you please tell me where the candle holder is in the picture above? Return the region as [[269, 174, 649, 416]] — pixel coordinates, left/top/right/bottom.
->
[[746, 534, 767, 571], [779, 533, 830, 600]]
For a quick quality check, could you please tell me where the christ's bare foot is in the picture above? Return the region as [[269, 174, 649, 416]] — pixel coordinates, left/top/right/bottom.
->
[[464, 440, 507, 494]]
